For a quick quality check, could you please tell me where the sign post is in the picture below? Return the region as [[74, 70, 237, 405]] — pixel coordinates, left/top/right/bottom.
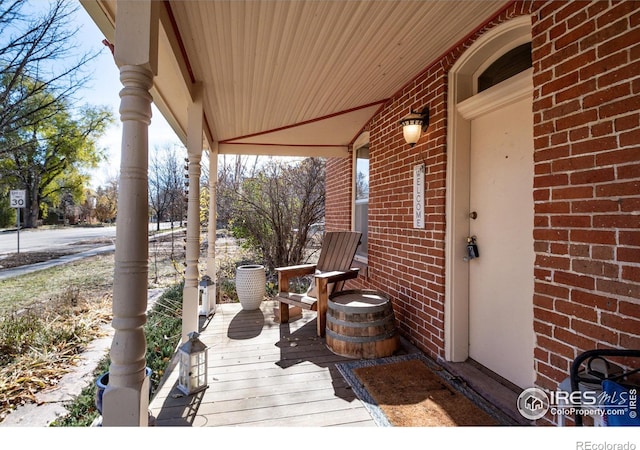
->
[[10, 190, 26, 254]]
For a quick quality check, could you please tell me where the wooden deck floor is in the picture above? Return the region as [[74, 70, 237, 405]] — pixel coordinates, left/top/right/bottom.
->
[[149, 300, 384, 427]]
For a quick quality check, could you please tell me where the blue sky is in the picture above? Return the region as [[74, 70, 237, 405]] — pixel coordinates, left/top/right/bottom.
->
[[18, 1, 181, 188], [70, 4, 181, 188]]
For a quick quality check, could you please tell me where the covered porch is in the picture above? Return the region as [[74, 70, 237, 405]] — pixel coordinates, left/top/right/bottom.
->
[[148, 299, 524, 427], [79, 0, 514, 426]]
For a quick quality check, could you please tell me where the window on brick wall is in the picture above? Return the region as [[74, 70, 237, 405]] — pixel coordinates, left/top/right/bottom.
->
[[354, 144, 369, 259], [477, 42, 532, 93]]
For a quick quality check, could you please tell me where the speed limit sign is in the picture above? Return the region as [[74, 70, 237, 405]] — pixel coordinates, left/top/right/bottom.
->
[[10, 190, 26, 208]]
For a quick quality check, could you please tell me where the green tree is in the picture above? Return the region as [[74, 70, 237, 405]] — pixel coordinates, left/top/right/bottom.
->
[[225, 157, 325, 271], [0, 90, 113, 227], [0, 186, 15, 228], [0, 0, 96, 153], [94, 176, 118, 224]]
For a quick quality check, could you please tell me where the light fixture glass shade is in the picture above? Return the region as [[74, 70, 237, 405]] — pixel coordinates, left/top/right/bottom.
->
[[399, 108, 429, 146], [402, 120, 423, 146]]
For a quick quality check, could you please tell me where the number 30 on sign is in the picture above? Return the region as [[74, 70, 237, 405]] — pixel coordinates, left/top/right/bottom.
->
[[10, 190, 26, 208]]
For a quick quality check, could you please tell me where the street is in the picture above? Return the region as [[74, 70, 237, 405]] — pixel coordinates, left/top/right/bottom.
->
[[0, 223, 176, 255]]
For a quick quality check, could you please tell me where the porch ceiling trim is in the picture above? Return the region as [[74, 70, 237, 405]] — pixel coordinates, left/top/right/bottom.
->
[[82, 0, 511, 157]]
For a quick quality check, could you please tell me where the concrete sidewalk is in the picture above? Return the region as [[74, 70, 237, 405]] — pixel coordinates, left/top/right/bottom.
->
[[0, 289, 165, 427], [0, 229, 181, 281], [0, 244, 116, 281]]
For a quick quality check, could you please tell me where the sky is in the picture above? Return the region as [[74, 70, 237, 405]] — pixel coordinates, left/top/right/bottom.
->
[[58, 1, 183, 188]]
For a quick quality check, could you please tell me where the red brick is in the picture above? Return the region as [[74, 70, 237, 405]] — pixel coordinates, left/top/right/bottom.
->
[[554, 270, 596, 290], [596, 181, 640, 198], [598, 61, 640, 89], [619, 230, 640, 246], [536, 280, 570, 300], [620, 301, 640, 319], [555, 299, 598, 322], [615, 113, 640, 132], [591, 121, 613, 137], [569, 244, 590, 258], [556, 109, 598, 131], [552, 155, 595, 172], [571, 229, 616, 245], [571, 289, 617, 311], [571, 136, 618, 155], [582, 17, 633, 51], [537, 201, 572, 215], [551, 215, 592, 228], [571, 318, 619, 344], [620, 333, 640, 349], [601, 312, 640, 335], [598, 28, 640, 59], [571, 167, 616, 185], [618, 247, 640, 264], [535, 173, 570, 188], [571, 199, 619, 213], [622, 265, 640, 283], [597, 278, 640, 299], [554, 327, 597, 353], [591, 245, 614, 261], [536, 254, 571, 270], [621, 128, 640, 147], [556, 19, 596, 50], [600, 96, 640, 120], [593, 214, 640, 228], [596, 148, 640, 166], [537, 335, 575, 359], [541, 71, 580, 97], [535, 144, 571, 162], [584, 82, 631, 109], [580, 50, 628, 81], [571, 258, 619, 279], [534, 228, 569, 242]]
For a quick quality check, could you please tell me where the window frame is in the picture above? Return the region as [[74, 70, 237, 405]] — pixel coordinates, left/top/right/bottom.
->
[[352, 132, 370, 262]]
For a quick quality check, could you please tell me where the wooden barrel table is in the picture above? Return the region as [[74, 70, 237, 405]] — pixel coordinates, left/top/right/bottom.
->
[[326, 290, 399, 359]]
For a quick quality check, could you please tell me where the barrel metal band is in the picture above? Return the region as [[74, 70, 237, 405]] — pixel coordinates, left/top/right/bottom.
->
[[326, 314, 392, 328], [327, 298, 390, 314], [325, 328, 397, 343]]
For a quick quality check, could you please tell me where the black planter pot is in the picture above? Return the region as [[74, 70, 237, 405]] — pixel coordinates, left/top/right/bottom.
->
[[95, 367, 152, 415]]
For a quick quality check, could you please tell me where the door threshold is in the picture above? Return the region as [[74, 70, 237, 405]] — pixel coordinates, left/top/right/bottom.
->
[[438, 358, 533, 426]]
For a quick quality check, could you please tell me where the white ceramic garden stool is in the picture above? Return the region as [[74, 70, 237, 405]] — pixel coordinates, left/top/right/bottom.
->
[[236, 264, 266, 310]]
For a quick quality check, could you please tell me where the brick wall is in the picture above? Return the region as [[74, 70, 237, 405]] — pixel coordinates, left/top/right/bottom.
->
[[530, 0, 640, 401], [325, 0, 640, 422], [325, 157, 352, 232]]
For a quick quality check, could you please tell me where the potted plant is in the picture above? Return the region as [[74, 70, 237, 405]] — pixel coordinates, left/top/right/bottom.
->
[[235, 264, 266, 310]]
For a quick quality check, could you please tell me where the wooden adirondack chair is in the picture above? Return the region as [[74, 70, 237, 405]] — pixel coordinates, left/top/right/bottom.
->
[[276, 231, 362, 337]]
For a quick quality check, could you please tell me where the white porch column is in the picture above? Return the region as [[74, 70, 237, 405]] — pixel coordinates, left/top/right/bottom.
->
[[206, 142, 218, 299], [103, 1, 158, 427], [182, 86, 203, 342]]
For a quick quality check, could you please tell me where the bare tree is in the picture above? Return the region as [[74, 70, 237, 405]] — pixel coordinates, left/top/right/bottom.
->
[[226, 157, 325, 271], [149, 144, 187, 231], [0, 0, 99, 155]]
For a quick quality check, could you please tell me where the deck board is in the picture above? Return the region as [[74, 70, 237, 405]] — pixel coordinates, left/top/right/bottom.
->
[[149, 300, 379, 427]]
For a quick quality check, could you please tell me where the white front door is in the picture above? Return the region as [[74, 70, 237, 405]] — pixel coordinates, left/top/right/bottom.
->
[[464, 71, 535, 389]]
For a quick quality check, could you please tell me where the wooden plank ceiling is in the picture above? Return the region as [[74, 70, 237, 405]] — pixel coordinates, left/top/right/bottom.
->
[[83, 1, 509, 157]]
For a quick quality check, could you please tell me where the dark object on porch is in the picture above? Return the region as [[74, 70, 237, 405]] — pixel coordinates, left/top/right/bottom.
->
[[570, 349, 640, 426], [326, 289, 399, 359], [276, 231, 361, 337]]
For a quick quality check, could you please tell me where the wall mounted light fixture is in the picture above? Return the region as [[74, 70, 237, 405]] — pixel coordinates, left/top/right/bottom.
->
[[399, 107, 430, 146]]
